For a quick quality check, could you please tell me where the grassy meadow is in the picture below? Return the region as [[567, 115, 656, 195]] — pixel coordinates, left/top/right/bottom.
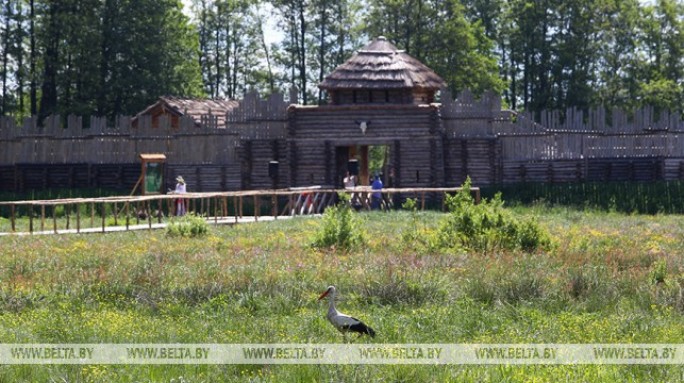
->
[[0, 203, 683, 381]]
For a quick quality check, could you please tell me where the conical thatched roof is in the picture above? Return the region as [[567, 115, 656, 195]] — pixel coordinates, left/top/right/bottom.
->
[[319, 36, 446, 91]]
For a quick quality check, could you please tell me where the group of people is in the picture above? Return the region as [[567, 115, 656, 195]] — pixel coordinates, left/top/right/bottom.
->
[[343, 171, 384, 210], [173, 170, 385, 215]]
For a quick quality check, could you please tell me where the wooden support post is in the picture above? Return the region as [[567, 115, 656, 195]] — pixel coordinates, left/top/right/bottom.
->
[[101, 203, 106, 233], [272, 194, 278, 219], [135, 202, 140, 225], [10, 204, 16, 232], [234, 196, 238, 223], [76, 203, 81, 233], [53, 205, 58, 234], [113, 202, 118, 226], [239, 196, 243, 218], [147, 201, 152, 229], [421, 192, 426, 211], [29, 205, 34, 234], [222, 197, 228, 217], [214, 197, 218, 225], [90, 202, 95, 228], [66, 204, 70, 230], [41, 205, 45, 232], [254, 195, 258, 221], [125, 202, 130, 230]]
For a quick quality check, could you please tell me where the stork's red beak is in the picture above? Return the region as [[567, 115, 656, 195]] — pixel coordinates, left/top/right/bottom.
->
[[318, 289, 330, 300]]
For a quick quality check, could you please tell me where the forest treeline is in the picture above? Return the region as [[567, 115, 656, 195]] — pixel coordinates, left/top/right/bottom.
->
[[0, 0, 682, 120]]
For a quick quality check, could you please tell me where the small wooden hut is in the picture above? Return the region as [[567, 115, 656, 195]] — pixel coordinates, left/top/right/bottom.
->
[[132, 96, 239, 130]]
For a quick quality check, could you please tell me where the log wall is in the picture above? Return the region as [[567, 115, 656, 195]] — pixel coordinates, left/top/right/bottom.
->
[[283, 104, 442, 189], [0, 163, 241, 192], [0, 115, 238, 165]]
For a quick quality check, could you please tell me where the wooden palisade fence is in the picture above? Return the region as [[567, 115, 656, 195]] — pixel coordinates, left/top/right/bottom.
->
[[1, 89, 684, 192]]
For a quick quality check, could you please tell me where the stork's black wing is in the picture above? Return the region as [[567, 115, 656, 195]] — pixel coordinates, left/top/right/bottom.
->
[[344, 317, 376, 337]]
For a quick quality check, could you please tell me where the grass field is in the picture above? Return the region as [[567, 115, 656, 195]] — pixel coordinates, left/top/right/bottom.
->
[[0, 205, 683, 382]]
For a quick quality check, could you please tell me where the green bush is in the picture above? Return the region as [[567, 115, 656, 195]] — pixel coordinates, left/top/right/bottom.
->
[[437, 177, 551, 253], [165, 213, 210, 238], [312, 193, 364, 250], [649, 259, 668, 284]]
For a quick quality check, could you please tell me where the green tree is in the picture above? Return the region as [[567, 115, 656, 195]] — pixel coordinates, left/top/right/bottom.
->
[[594, 0, 641, 110], [96, 0, 203, 117], [194, 0, 278, 98], [308, 0, 363, 103], [364, 0, 503, 97], [636, 0, 684, 113], [273, 0, 309, 103]]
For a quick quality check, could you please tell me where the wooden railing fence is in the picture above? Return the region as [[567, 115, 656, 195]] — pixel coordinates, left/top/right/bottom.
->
[[0, 187, 479, 235]]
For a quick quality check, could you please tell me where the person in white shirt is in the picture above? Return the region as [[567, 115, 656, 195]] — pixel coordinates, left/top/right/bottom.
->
[[343, 171, 356, 189], [174, 176, 187, 216]]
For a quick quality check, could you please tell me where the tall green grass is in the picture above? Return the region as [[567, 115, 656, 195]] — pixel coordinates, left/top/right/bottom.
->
[[485, 181, 684, 214], [0, 207, 683, 381]]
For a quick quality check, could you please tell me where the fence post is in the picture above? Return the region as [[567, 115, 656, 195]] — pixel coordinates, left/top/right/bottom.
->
[[272, 194, 278, 219], [10, 204, 16, 232], [214, 197, 219, 224], [114, 202, 118, 226], [147, 200, 152, 229], [76, 203, 80, 233], [254, 195, 259, 221]]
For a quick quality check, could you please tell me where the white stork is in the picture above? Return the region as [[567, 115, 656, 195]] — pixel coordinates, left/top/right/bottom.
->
[[318, 285, 376, 342]]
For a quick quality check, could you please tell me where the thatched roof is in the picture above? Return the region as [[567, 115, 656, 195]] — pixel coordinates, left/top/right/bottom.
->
[[319, 36, 446, 91], [134, 96, 239, 127]]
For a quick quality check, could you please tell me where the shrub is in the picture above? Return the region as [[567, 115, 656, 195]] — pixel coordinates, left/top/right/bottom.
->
[[312, 193, 364, 250], [649, 259, 668, 284], [165, 213, 210, 238], [437, 177, 551, 253]]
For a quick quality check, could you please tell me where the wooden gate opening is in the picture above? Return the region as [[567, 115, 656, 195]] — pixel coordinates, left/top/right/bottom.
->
[[335, 144, 391, 187]]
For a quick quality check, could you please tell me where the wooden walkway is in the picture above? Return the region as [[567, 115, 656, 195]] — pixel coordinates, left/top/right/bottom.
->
[[0, 215, 297, 237], [0, 186, 478, 236]]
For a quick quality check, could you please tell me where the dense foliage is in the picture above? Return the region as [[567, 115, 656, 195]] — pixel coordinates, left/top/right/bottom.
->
[[437, 179, 551, 252], [484, 181, 684, 214], [165, 213, 211, 237], [2, 0, 683, 118], [311, 193, 364, 250]]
